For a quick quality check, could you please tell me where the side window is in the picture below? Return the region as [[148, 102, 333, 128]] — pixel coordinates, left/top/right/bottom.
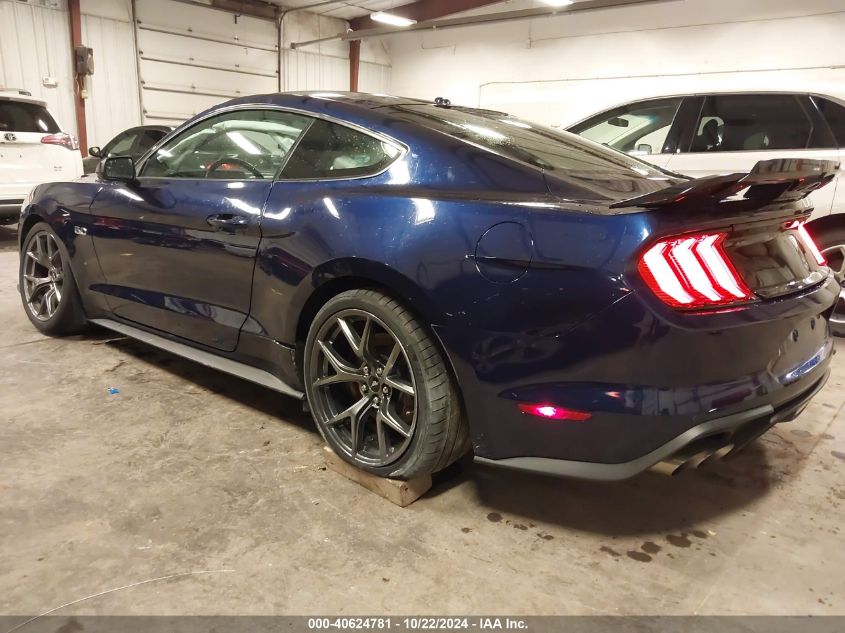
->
[[568, 98, 682, 155], [280, 119, 401, 180], [105, 131, 139, 157], [812, 96, 845, 146], [690, 95, 812, 153], [141, 110, 311, 179], [134, 129, 168, 157]]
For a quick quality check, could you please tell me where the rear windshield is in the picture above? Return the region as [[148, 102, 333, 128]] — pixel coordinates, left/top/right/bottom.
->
[[395, 104, 673, 179], [0, 100, 60, 134]]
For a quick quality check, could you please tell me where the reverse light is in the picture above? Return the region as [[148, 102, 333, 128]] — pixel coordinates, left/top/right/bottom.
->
[[638, 232, 753, 309], [790, 221, 826, 266], [41, 133, 79, 151], [517, 403, 592, 421]]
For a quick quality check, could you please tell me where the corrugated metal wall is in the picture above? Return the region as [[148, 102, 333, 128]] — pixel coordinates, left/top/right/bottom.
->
[[82, 0, 142, 149], [0, 0, 393, 148], [0, 0, 76, 137], [281, 12, 349, 92], [134, 0, 279, 125]]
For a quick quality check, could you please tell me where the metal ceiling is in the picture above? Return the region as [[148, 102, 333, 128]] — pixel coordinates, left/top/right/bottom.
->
[[266, 0, 418, 20]]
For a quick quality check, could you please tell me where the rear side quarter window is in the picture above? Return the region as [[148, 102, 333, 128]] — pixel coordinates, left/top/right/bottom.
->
[[812, 96, 845, 147], [279, 119, 402, 180]]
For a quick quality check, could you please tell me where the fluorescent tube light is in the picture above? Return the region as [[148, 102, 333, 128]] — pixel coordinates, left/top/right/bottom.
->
[[540, 0, 575, 6], [370, 11, 417, 27]]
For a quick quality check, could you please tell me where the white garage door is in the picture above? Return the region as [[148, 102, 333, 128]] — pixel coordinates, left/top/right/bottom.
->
[[134, 0, 279, 126]]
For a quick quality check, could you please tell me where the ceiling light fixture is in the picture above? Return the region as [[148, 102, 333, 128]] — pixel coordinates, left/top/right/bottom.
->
[[370, 11, 417, 27], [540, 0, 575, 6]]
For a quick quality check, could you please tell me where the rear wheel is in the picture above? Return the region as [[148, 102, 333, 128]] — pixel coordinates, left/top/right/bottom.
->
[[19, 222, 88, 335], [304, 289, 468, 479], [816, 227, 845, 337]]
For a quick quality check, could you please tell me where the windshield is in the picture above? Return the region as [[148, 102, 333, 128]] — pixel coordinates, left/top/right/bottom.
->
[[0, 100, 60, 133], [395, 104, 676, 181]]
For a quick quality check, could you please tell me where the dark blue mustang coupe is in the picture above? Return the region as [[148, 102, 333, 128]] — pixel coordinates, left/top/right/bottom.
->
[[18, 92, 840, 480]]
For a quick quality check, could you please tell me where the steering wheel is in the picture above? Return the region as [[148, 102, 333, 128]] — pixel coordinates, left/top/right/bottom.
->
[[205, 156, 263, 179]]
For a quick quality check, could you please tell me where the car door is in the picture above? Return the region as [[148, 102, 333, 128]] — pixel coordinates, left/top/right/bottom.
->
[[566, 97, 685, 169], [809, 95, 845, 216], [88, 107, 312, 351], [664, 93, 840, 217], [84, 128, 141, 174]]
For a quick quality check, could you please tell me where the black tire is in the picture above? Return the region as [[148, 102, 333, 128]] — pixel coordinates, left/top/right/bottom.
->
[[304, 288, 468, 479], [813, 226, 845, 337], [19, 222, 88, 336]]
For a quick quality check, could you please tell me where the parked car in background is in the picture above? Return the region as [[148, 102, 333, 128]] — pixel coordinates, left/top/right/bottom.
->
[[0, 89, 82, 225], [83, 125, 172, 174], [567, 91, 845, 333], [16, 93, 839, 481]]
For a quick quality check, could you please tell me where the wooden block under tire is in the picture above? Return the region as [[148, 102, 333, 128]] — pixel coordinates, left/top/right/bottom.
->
[[322, 446, 432, 507]]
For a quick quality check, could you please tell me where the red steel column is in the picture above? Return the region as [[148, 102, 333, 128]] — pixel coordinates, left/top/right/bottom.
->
[[349, 40, 361, 92], [68, 0, 88, 151]]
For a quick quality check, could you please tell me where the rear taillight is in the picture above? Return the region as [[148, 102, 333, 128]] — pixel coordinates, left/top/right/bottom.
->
[[41, 133, 78, 151], [638, 232, 753, 309], [790, 221, 826, 266]]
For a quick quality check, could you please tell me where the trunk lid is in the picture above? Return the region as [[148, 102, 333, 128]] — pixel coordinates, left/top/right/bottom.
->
[[623, 159, 839, 302]]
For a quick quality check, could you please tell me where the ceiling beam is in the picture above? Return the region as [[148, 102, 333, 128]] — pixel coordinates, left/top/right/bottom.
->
[[348, 0, 505, 32], [292, 0, 678, 48]]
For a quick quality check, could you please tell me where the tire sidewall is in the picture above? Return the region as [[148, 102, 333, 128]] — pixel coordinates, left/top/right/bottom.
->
[[304, 291, 441, 478], [813, 225, 845, 337]]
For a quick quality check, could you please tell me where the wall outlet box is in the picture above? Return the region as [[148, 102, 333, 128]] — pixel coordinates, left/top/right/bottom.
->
[[42, 77, 58, 88]]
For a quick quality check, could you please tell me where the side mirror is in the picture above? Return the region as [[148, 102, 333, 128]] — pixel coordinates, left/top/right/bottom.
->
[[99, 156, 136, 183], [635, 143, 653, 155], [608, 117, 630, 128], [88, 146, 101, 157]]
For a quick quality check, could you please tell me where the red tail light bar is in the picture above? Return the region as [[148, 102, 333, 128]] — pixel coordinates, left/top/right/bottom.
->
[[790, 221, 826, 266], [638, 232, 753, 309], [41, 133, 79, 151]]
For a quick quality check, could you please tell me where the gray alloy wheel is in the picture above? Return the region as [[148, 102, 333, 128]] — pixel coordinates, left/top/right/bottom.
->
[[821, 242, 845, 336], [304, 289, 469, 479], [310, 308, 418, 467], [22, 231, 64, 321], [19, 222, 88, 336]]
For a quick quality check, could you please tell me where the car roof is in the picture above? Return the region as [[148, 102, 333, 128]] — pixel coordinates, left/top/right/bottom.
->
[[0, 90, 47, 106]]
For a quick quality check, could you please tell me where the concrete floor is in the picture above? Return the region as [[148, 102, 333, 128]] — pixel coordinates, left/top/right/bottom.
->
[[1, 223, 844, 616]]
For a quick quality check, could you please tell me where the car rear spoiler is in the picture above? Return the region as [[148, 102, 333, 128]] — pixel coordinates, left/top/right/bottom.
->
[[611, 159, 840, 209]]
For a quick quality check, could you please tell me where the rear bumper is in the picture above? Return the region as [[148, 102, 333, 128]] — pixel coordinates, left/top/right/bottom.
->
[[435, 273, 839, 479], [475, 368, 829, 481]]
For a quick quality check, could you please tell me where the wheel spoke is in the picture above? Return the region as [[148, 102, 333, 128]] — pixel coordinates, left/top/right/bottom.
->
[[378, 402, 412, 438], [383, 343, 401, 376], [385, 375, 415, 396], [375, 415, 389, 459], [317, 341, 364, 382], [326, 395, 370, 425], [337, 315, 371, 359], [24, 274, 51, 292]]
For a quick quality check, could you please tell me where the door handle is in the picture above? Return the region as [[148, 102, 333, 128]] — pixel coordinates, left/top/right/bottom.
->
[[206, 213, 249, 230]]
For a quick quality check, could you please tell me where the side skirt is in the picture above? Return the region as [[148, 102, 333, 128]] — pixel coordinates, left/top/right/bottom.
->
[[90, 318, 304, 400]]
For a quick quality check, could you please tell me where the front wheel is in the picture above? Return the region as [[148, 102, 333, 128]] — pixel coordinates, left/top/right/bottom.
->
[[816, 227, 845, 337], [19, 222, 88, 335], [304, 289, 468, 479]]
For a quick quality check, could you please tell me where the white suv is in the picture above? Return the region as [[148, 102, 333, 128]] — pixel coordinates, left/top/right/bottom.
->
[[567, 91, 845, 330], [0, 89, 83, 225]]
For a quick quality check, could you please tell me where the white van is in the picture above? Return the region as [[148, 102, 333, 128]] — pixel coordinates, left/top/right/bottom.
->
[[567, 91, 845, 329], [0, 89, 83, 224]]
